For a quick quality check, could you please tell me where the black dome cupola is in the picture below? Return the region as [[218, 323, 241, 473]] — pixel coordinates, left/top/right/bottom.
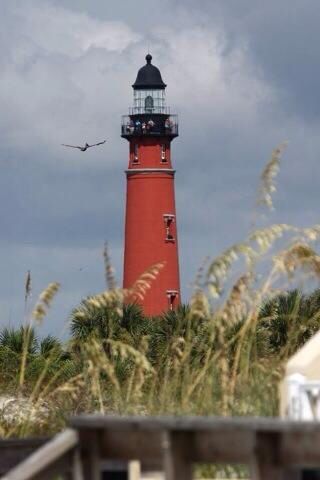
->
[[132, 54, 167, 90]]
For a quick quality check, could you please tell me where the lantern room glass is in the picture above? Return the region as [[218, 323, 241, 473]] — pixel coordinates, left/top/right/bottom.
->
[[133, 89, 166, 114]]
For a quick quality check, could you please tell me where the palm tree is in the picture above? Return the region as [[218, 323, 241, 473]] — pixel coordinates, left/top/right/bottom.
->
[[28, 334, 75, 381], [39, 335, 62, 357], [0, 327, 37, 384], [0, 326, 38, 354], [258, 289, 320, 359], [148, 304, 213, 365], [0, 326, 74, 389], [70, 300, 147, 345]]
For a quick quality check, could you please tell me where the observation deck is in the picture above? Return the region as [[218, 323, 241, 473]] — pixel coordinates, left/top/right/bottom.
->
[[121, 109, 178, 139]]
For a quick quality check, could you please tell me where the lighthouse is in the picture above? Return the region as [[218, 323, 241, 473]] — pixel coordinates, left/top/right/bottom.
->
[[121, 54, 180, 316]]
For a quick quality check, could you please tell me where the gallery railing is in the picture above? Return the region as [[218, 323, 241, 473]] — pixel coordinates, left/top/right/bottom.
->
[[121, 115, 178, 138]]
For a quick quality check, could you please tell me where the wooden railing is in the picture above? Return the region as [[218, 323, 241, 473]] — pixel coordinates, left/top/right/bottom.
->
[[0, 438, 48, 477], [1, 429, 79, 480], [4, 416, 320, 479]]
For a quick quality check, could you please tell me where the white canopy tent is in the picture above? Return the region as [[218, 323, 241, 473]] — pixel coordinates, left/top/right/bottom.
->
[[281, 329, 320, 420]]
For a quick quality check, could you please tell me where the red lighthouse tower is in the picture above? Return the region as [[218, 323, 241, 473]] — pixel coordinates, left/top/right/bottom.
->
[[121, 54, 180, 316]]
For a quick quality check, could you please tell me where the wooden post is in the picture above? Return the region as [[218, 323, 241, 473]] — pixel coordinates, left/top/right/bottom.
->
[[251, 432, 284, 480], [71, 448, 84, 480], [82, 431, 101, 480], [162, 431, 193, 480], [128, 461, 140, 480]]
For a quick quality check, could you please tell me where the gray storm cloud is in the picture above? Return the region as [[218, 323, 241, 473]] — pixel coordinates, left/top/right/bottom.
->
[[1, 0, 320, 336]]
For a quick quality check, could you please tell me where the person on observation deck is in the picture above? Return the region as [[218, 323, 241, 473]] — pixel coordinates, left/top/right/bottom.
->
[[147, 119, 155, 132], [135, 119, 141, 133], [165, 117, 172, 132]]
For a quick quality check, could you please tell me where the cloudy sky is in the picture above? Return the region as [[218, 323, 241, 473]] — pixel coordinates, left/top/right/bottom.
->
[[1, 0, 320, 336]]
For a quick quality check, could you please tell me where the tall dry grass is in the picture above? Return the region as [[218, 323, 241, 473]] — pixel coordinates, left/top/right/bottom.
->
[[1, 144, 320, 451]]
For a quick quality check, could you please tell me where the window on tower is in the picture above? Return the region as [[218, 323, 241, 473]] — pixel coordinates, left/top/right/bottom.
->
[[161, 144, 167, 162], [133, 144, 139, 163], [167, 290, 179, 310], [145, 95, 154, 113], [163, 214, 175, 242]]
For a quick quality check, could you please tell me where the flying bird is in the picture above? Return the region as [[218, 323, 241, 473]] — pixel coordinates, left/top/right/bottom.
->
[[61, 140, 107, 152]]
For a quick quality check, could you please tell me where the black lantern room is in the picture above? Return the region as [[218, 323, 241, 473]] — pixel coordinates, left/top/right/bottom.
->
[[121, 54, 178, 139]]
